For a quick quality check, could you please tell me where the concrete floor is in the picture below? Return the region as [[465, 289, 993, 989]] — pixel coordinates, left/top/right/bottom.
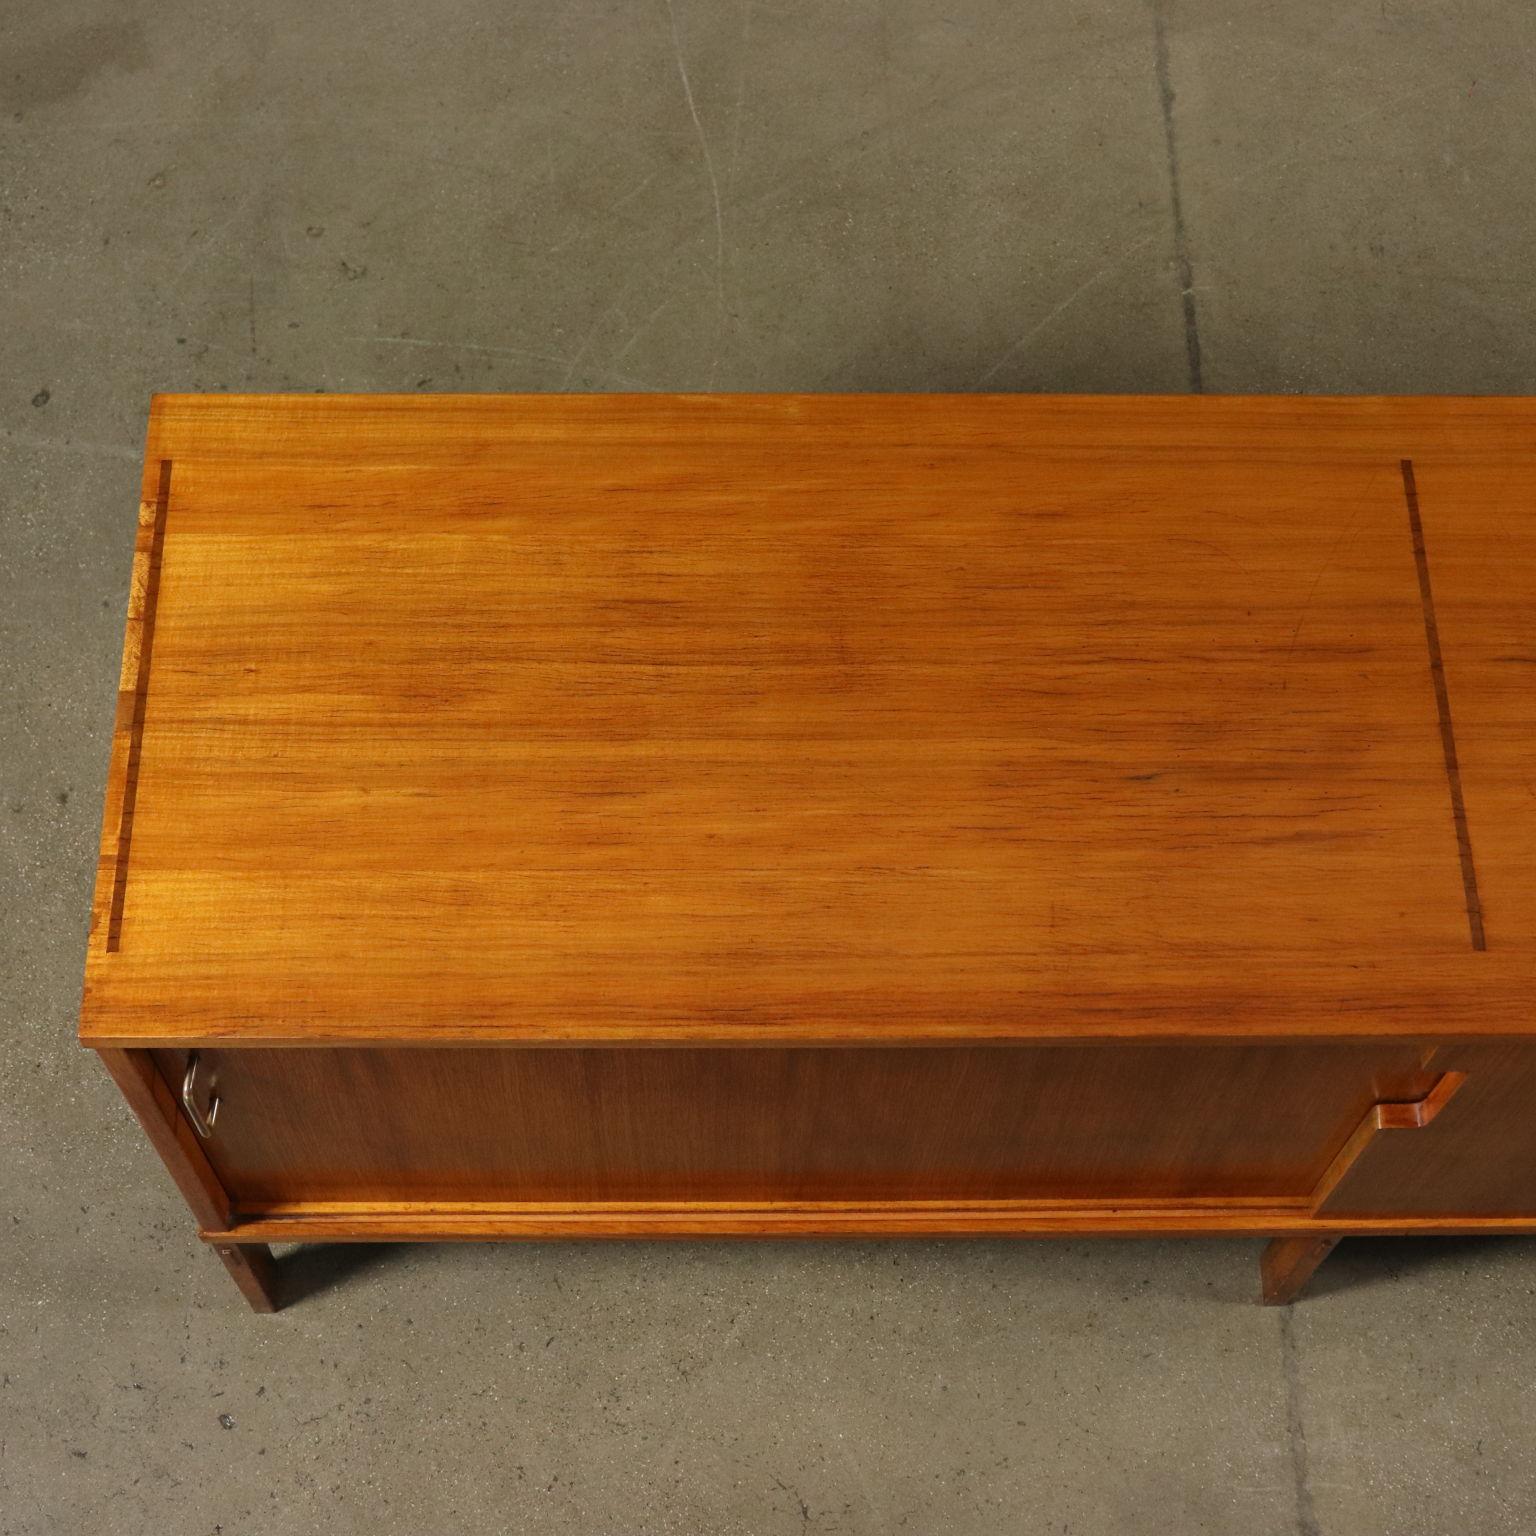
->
[[4, 1, 1536, 1531]]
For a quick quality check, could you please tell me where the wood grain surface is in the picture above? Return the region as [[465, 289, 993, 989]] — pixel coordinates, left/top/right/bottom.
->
[[1259, 1236, 1341, 1305], [209, 1208, 1536, 1243], [147, 1041, 1442, 1205], [79, 395, 1536, 1047]]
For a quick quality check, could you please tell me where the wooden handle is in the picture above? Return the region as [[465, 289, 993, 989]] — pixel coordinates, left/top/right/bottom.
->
[[1375, 1070, 1466, 1129], [1309, 1071, 1466, 1212]]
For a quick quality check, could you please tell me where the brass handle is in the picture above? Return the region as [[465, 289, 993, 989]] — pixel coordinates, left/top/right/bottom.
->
[[181, 1051, 220, 1140]]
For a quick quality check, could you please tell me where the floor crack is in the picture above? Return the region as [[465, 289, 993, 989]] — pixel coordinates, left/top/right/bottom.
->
[[1279, 1308, 1323, 1536], [1151, 0, 1204, 392]]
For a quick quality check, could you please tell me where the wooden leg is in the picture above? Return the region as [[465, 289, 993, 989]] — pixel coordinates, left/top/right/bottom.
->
[[211, 1242, 281, 1313], [1260, 1235, 1339, 1305]]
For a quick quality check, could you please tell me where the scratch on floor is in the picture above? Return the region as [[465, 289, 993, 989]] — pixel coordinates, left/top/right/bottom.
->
[[725, 0, 754, 195], [611, 295, 677, 364], [171, 188, 256, 281], [610, 168, 663, 215], [366, 334, 575, 367], [972, 231, 1159, 386], [362, 334, 650, 389], [664, 0, 726, 314], [772, 1475, 810, 1525], [543, 169, 665, 255]]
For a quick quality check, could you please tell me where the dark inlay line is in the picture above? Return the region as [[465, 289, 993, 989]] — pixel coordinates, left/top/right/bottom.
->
[[105, 459, 173, 953], [1402, 458, 1486, 951]]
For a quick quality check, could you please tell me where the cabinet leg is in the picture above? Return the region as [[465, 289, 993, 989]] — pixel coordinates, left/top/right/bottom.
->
[[211, 1242, 281, 1313], [1259, 1235, 1339, 1305]]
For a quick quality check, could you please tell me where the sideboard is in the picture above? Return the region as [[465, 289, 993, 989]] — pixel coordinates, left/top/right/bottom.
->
[[80, 393, 1536, 1311]]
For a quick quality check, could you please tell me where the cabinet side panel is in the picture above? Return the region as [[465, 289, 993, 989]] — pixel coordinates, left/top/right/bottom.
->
[[99, 1048, 232, 1228]]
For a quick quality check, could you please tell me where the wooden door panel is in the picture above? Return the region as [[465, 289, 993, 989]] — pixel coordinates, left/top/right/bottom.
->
[[154, 1043, 1445, 1206], [1321, 1044, 1536, 1216]]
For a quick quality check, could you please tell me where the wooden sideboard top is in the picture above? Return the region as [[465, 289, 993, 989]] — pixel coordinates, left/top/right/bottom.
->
[[80, 393, 1536, 1047]]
